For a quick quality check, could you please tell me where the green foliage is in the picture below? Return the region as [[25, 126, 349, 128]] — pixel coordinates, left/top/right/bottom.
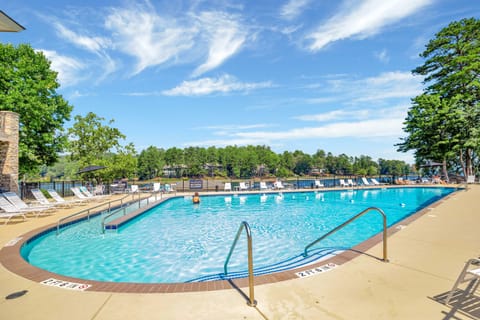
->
[[0, 43, 72, 175], [67, 112, 135, 181], [402, 18, 480, 177], [137, 146, 165, 180]]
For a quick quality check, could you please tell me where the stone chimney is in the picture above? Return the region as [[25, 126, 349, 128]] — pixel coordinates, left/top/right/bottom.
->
[[0, 111, 19, 193]]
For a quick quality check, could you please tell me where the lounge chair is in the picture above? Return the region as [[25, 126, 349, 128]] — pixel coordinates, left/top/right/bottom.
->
[[0, 197, 28, 223], [153, 182, 161, 192], [80, 186, 109, 199], [164, 184, 175, 193], [71, 187, 97, 202], [93, 185, 106, 196], [224, 182, 232, 192], [339, 179, 347, 187], [239, 182, 249, 191], [370, 178, 381, 186], [31, 189, 53, 206], [260, 181, 268, 190], [1, 193, 53, 217], [273, 180, 285, 189], [314, 180, 324, 188], [361, 177, 371, 186], [445, 258, 480, 305], [47, 189, 86, 207], [466, 175, 475, 184], [347, 179, 356, 187]]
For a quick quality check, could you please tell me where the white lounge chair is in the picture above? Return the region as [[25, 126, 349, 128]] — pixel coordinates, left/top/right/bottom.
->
[[445, 258, 480, 305], [339, 179, 347, 187], [370, 178, 381, 186], [47, 189, 86, 206], [467, 175, 475, 184], [347, 179, 356, 187], [71, 187, 96, 201], [361, 177, 371, 186], [273, 180, 285, 189], [80, 186, 109, 199], [153, 182, 161, 192], [224, 182, 232, 192], [3, 192, 55, 216], [0, 197, 27, 224], [239, 182, 249, 191], [314, 180, 324, 188], [31, 189, 53, 206], [260, 181, 268, 190], [1, 193, 53, 217], [164, 184, 175, 193], [128, 185, 139, 193]]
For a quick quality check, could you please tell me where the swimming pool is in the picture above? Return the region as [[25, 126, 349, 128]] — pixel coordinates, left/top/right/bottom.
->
[[21, 187, 455, 283]]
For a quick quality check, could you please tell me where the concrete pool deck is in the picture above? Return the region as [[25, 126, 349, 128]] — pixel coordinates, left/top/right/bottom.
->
[[1, 186, 479, 319]]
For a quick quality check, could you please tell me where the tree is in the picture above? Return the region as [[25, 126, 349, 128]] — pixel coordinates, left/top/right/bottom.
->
[[68, 112, 133, 181], [0, 43, 72, 175], [137, 146, 164, 180], [402, 18, 480, 177]]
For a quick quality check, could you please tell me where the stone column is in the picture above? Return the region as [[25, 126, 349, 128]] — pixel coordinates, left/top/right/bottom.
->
[[0, 111, 19, 193]]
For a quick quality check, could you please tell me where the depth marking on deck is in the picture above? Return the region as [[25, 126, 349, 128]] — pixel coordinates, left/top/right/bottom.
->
[[295, 263, 338, 278], [41, 278, 91, 291]]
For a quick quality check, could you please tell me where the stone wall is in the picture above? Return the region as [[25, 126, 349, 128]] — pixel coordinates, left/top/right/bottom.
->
[[0, 111, 19, 193]]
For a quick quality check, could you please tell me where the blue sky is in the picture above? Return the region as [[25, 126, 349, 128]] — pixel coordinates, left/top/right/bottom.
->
[[2, 0, 479, 163]]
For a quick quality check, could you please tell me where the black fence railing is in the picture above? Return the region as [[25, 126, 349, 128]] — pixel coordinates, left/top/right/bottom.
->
[[20, 175, 416, 199]]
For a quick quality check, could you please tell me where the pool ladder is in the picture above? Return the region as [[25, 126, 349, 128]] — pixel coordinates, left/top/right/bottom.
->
[[304, 206, 389, 262], [224, 221, 257, 307]]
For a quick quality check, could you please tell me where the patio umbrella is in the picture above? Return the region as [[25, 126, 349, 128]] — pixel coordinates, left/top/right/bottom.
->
[[77, 165, 106, 174]]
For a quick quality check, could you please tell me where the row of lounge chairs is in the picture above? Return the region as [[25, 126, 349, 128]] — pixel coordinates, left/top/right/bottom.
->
[[224, 180, 287, 192], [0, 187, 111, 224], [339, 178, 383, 187]]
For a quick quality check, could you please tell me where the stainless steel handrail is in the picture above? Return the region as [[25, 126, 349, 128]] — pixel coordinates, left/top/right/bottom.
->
[[101, 192, 158, 233], [56, 193, 135, 235], [224, 221, 257, 307], [304, 207, 389, 262]]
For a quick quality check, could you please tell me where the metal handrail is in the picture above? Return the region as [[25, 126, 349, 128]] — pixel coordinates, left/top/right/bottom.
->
[[56, 193, 137, 235], [304, 207, 389, 262], [224, 221, 257, 307], [101, 191, 158, 233]]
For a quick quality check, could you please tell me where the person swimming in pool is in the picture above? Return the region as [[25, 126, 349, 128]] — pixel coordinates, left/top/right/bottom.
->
[[192, 192, 200, 204]]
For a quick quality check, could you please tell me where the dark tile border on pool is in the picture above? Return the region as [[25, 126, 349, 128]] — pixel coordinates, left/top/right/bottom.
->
[[0, 186, 461, 293]]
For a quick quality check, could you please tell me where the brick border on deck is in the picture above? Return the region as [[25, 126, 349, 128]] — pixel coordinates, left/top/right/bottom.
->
[[0, 186, 461, 293]]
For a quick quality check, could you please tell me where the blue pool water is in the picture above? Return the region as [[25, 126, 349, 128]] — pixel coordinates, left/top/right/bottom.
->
[[21, 187, 455, 283]]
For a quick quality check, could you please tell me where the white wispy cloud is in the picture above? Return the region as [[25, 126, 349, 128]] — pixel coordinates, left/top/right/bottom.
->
[[305, 0, 433, 51], [162, 74, 273, 96], [105, 3, 197, 75], [53, 22, 117, 81], [280, 0, 311, 20], [54, 22, 111, 55], [295, 110, 370, 122], [191, 11, 248, 77], [39, 49, 86, 87]]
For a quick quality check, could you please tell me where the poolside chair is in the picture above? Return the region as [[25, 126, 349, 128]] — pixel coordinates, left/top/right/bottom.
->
[[47, 189, 86, 207], [370, 178, 381, 186], [466, 175, 475, 184], [445, 258, 480, 305], [347, 179, 356, 187], [1, 193, 53, 217], [361, 177, 371, 186], [273, 180, 285, 190], [260, 181, 268, 190], [314, 180, 324, 188], [80, 186, 109, 199], [128, 185, 139, 193], [0, 197, 27, 224], [31, 189, 53, 206], [339, 179, 347, 187], [93, 185, 106, 196], [224, 182, 232, 192], [164, 184, 175, 193], [239, 182, 249, 191], [71, 187, 97, 202], [153, 182, 161, 193]]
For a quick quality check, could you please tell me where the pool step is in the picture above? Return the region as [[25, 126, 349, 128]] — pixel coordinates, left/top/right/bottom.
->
[[186, 247, 343, 282]]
